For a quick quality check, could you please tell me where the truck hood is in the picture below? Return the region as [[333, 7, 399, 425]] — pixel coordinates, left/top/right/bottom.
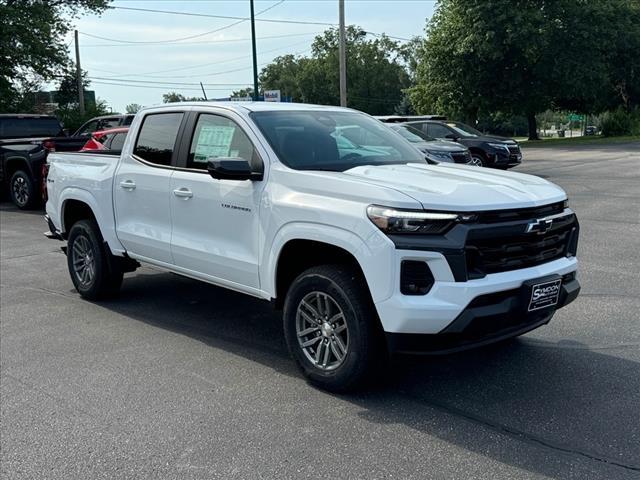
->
[[343, 162, 566, 211]]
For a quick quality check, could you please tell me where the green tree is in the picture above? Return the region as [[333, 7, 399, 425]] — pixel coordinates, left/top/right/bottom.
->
[[0, 0, 110, 112], [162, 92, 202, 103], [53, 68, 92, 108], [303, 27, 410, 114], [259, 55, 307, 101], [257, 26, 410, 115], [409, 0, 632, 140], [51, 68, 109, 132], [230, 88, 255, 99], [125, 103, 142, 114]]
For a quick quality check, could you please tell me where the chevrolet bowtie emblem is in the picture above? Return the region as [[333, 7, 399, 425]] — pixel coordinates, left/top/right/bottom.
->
[[526, 218, 553, 235]]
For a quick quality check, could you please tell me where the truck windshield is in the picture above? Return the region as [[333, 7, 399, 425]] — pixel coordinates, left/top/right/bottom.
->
[[250, 110, 425, 171]]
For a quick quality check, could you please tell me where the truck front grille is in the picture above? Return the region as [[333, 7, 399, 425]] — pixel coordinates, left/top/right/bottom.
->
[[465, 212, 577, 278]]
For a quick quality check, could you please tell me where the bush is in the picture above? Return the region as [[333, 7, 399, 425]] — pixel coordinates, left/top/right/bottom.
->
[[600, 107, 639, 137]]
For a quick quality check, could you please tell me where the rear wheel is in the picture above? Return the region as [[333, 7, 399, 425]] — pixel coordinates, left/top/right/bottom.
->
[[10, 170, 37, 209], [283, 265, 385, 392], [67, 219, 123, 300]]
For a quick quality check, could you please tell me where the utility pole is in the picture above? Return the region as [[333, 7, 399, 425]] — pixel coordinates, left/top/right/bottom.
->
[[74, 30, 85, 115], [338, 0, 347, 107], [250, 0, 259, 101], [200, 82, 208, 100]]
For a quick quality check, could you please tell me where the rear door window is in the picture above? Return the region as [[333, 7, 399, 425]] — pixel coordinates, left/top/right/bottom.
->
[[133, 113, 184, 166], [109, 133, 126, 151]]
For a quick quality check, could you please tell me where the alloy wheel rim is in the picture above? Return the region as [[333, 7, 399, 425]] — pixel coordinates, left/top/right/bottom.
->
[[71, 235, 96, 287], [296, 291, 349, 371], [468, 156, 484, 167], [12, 176, 29, 205]]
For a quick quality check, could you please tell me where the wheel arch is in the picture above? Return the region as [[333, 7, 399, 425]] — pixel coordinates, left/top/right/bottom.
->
[[59, 188, 125, 255], [264, 222, 395, 309], [4, 156, 33, 179]]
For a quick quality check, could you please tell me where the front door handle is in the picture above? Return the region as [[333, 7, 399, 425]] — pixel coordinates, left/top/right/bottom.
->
[[119, 180, 136, 190], [173, 188, 193, 199]]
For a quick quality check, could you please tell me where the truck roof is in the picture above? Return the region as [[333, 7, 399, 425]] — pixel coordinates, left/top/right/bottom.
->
[[142, 101, 351, 114]]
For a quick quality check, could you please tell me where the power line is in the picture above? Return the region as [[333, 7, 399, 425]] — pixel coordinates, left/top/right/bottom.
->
[[80, 31, 319, 48], [82, 0, 286, 45], [92, 78, 252, 86], [87, 48, 312, 90], [109, 5, 336, 26], [88, 39, 314, 79], [91, 80, 248, 91]]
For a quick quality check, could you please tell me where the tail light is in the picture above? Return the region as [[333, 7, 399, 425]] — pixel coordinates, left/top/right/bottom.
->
[[43, 140, 56, 152], [41, 163, 50, 202]]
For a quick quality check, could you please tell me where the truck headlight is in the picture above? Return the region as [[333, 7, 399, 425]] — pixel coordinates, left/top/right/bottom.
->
[[367, 205, 472, 234]]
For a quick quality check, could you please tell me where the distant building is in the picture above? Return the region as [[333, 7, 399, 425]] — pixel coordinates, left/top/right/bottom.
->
[[32, 90, 96, 114]]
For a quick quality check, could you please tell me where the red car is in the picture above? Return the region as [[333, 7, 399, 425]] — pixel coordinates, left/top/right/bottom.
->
[[80, 127, 129, 152]]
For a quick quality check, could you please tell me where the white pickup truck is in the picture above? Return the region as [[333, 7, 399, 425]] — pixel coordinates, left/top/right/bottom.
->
[[45, 102, 580, 391]]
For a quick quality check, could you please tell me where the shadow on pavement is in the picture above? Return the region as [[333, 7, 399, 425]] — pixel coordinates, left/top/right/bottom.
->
[[91, 269, 640, 479]]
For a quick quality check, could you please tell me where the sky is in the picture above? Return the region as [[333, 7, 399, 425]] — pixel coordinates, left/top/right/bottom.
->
[[59, 0, 437, 112]]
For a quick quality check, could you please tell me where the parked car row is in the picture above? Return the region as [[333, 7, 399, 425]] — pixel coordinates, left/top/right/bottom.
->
[[377, 115, 523, 169], [1, 113, 133, 208]]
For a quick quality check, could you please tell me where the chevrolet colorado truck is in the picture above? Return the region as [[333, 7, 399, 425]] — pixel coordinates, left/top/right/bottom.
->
[[45, 102, 580, 391]]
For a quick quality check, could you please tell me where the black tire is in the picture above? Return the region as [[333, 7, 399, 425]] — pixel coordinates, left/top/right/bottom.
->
[[283, 265, 386, 392], [67, 219, 123, 300], [10, 170, 37, 209]]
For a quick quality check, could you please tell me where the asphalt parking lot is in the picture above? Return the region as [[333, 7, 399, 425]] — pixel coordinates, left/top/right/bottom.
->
[[1, 142, 639, 479]]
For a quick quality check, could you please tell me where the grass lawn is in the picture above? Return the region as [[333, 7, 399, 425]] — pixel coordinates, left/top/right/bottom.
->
[[519, 135, 640, 148]]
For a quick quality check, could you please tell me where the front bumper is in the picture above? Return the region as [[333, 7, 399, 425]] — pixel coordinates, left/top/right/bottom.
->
[[375, 252, 578, 334], [385, 273, 579, 355], [491, 148, 522, 168]]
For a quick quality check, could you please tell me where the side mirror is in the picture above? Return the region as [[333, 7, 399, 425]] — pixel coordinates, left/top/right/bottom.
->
[[62, 128, 70, 136], [207, 157, 262, 181]]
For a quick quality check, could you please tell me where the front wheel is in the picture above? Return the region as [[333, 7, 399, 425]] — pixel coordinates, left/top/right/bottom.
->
[[67, 219, 123, 300], [468, 154, 485, 167], [283, 265, 385, 392]]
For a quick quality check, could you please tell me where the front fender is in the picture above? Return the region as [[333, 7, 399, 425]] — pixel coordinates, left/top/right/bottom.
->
[[262, 221, 396, 304]]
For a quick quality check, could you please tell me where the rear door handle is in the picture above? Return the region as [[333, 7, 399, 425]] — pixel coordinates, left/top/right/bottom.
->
[[119, 180, 136, 190], [173, 188, 193, 199]]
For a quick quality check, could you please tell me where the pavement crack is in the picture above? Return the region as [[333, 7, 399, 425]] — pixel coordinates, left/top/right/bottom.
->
[[400, 392, 640, 472]]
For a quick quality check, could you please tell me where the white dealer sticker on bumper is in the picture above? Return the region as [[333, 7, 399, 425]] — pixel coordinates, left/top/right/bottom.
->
[[528, 279, 562, 311]]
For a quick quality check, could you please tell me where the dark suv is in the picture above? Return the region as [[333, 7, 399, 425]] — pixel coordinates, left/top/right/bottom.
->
[[385, 119, 522, 169]]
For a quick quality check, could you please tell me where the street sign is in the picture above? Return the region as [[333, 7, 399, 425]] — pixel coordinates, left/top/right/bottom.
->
[[568, 113, 584, 121], [264, 90, 281, 102]]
